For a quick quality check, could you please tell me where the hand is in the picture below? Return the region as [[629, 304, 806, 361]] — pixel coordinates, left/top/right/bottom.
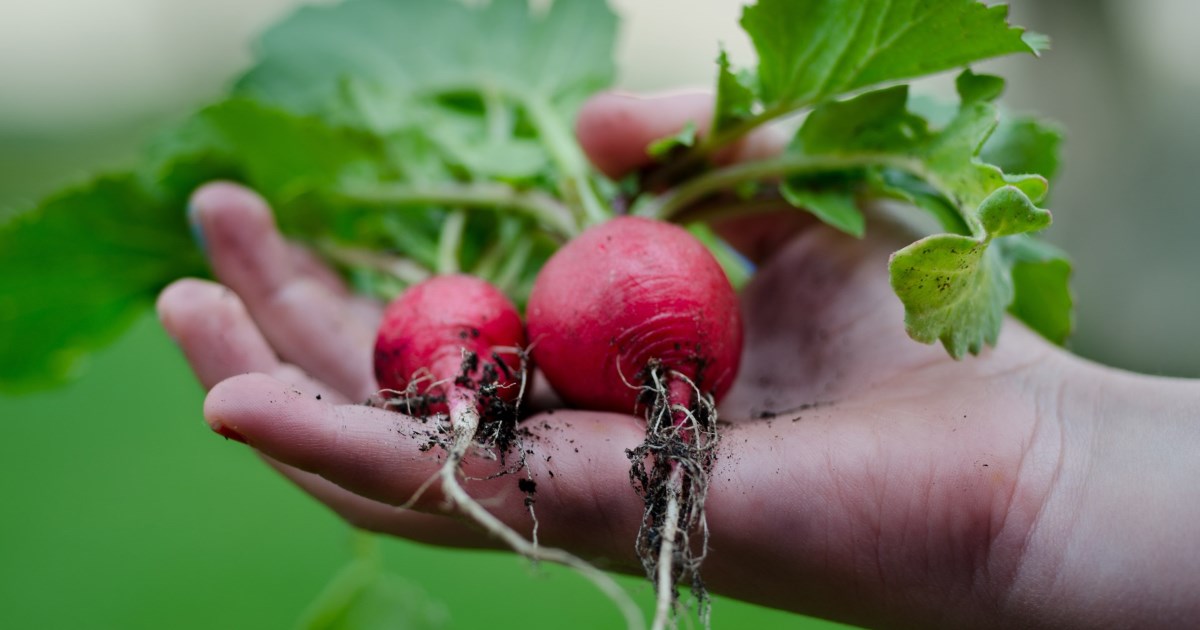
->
[[157, 92, 1200, 629]]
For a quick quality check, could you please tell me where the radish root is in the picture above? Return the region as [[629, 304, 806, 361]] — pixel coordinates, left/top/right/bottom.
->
[[629, 363, 719, 630], [377, 351, 646, 630]]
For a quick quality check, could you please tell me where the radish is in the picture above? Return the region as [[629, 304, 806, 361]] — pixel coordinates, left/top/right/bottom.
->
[[374, 273, 526, 439], [527, 216, 743, 629], [373, 274, 529, 524], [373, 274, 643, 629]]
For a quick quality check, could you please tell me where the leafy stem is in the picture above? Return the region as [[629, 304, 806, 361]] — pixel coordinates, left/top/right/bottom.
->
[[493, 237, 534, 296], [316, 240, 431, 286], [645, 103, 792, 191], [482, 84, 512, 145], [639, 152, 925, 221], [436, 210, 467, 275], [700, 104, 791, 162], [293, 531, 384, 629], [520, 95, 610, 226], [470, 218, 522, 281], [338, 181, 578, 239]]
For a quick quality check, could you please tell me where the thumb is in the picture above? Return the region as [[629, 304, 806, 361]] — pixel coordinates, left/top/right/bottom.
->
[[576, 91, 809, 264]]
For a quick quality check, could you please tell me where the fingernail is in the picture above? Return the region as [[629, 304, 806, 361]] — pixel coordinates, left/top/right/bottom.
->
[[214, 423, 248, 445], [186, 200, 208, 256]]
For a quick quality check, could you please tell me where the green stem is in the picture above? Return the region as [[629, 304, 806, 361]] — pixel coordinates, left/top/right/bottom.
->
[[521, 95, 609, 226], [482, 84, 512, 145], [436, 210, 466, 275], [293, 531, 382, 630], [316, 240, 431, 285], [339, 181, 578, 240], [645, 104, 792, 190], [493, 237, 533, 296], [404, 84, 609, 227], [638, 152, 928, 222], [698, 104, 790, 162], [349, 530, 381, 565], [470, 218, 522, 281]]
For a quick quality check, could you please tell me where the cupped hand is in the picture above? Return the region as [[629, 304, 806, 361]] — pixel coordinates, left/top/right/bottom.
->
[[157, 92, 1200, 629]]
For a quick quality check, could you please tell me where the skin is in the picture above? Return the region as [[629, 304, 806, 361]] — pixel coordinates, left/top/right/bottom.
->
[[158, 92, 1200, 629]]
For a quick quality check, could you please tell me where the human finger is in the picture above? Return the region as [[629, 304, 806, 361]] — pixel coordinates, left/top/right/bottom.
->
[[286, 242, 383, 330], [157, 279, 491, 543], [203, 372, 650, 567], [188, 182, 379, 401], [575, 91, 805, 264], [266, 458, 496, 549], [575, 91, 786, 180], [157, 278, 348, 404]]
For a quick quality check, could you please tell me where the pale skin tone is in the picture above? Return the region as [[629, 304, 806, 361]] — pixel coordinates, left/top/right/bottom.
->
[[157, 92, 1200, 629]]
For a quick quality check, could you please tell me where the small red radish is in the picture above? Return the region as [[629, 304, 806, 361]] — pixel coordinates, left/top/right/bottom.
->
[[526, 216, 743, 628], [371, 274, 642, 627], [374, 273, 526, 419], [527, 216, 742, 413]]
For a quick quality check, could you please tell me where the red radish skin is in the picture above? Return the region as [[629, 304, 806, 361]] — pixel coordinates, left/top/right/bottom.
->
[[527, 216, 742, 413], [374, 274, 526, 413]]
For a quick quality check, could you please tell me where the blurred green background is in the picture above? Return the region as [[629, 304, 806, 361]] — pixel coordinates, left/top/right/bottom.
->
[[1, 0, 1197, 628]]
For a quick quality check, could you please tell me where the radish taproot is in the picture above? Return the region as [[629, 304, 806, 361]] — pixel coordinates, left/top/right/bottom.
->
[[527, 216, 743, 628], [372, 273, 643, 629]]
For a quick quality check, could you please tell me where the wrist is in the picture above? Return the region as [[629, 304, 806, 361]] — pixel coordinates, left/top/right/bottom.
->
[[1000, 357, 1200, 627]]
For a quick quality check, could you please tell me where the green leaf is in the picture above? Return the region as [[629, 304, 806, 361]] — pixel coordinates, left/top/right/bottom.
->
[[889, 231, 1071, 356], [1001, 173, 1049, 204], [789, 74, 1066, 356], [234, 0, 618, 229], [889, 234, 1007, 357], [794, 74, 1032, 236], [688, 223, 753, 289], [712, 48, 757, 134], [146, 99, 581, 306], [147, 100, 435, 268], [647, 121, 698, 159], [0, 100, 448, 392], [1000, 235, 1074, 344], [865, 169, 971, 235], [916, 101, 1006, 221], [432, 133, 550, 181], [977, 185, 1051, 237], [150, 99, 392, 203], [0, 175, 207, 392], [780, 180, 865, 238], [907, 96, 1062, 196], [886, 185, 1052, 356], [740, 0, 1043, 109], [981, 115, 1065, 183], [794, 85, 926, 155], [237, 0, 617, 123], [955, 69, 1006, 104], [295, 550, 447, 630]]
